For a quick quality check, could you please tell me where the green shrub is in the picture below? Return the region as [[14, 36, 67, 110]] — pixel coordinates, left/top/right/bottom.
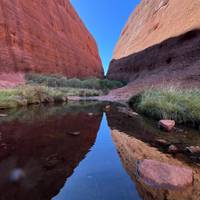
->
[[0, 86, 67, 109], [25, 73, 125, 92], [129, 86, 200, 125], [0, 85, 103, 109], [56, 87, 103, 97]]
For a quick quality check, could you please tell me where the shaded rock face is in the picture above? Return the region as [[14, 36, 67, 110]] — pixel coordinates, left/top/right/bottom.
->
[[0, 0, 103, 79], [108, 0, 200, 87], [0, 103, 103, 199]]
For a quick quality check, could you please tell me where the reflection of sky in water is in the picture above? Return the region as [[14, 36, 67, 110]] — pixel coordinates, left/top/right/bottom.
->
[[53, 114, 141, 200]]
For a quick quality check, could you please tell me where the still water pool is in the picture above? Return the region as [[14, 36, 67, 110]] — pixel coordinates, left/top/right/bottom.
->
[[53, 115, 141, 200], [0, 101, 199, 200]]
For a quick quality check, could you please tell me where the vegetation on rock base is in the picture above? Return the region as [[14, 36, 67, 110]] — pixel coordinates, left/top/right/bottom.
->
[[25, 73, 125, 93], [0, 85, 67, 109], [0, 73, 125, 110], [129, 86, 200, 127], [0, 85, 103, 109]]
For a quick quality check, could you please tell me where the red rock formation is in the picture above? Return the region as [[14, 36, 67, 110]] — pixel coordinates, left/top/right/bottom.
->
[[0, 0, 103, 80], [112, 0, 200, 60], [107, 0, 200, 99], [0, 73, 25, 88]]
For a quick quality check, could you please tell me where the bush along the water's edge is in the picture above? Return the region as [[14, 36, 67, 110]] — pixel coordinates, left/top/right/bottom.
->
[[0, 85, 106, 109], [0, 73, 125, 110], [129, 86, 200, 128], [25, 73, 125, 93], [0, 85, 67, 109]]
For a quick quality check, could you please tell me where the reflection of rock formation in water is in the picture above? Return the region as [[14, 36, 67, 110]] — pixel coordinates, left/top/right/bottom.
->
[[106, 107, 200, 161], [0, 103, 103, 199], [110, 130, 200, 200], [106, 108, 200, 200]]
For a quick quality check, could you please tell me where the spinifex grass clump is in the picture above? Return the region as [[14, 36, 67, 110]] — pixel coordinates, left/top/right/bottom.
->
[[0, 85, 103, 109], [25, 73, 125, 93], [129, 86, 200, 126], [0, 85, 68, 109]]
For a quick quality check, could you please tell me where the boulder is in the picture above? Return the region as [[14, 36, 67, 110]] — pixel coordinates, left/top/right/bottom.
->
[[137, 159, 193, 189], [158, 120, 175, 131]]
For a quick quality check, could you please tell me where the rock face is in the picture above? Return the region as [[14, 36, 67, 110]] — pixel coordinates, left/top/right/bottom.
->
[[0, 0, 103, 79], [0, 73, 25, 88], [108, 0, 200, 87]]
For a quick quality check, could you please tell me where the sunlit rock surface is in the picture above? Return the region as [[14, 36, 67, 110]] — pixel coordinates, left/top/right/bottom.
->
[[0, 0, 103, 84], [107, 0, 200, 100]]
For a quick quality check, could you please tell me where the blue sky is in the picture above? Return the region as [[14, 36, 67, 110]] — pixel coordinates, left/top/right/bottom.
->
[[71, 0, 140, 73]]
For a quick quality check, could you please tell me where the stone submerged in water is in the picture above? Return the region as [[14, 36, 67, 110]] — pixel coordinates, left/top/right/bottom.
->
[[185, 146, 200, 154], [137, 159, 193, 190], [158, 120, 175, 132], [168, 145, 179, 154], [117, 107, 138, 117], [104, 105, 111, 112], [154, 139, 170, 147], [0, 114, 8, 117], [68, 132, 81, 136]]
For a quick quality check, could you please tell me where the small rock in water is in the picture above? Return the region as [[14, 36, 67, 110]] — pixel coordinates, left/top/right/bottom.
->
[[0, 143, 7, 150], [168, 145, 178, 153], [174, 127, 185, 133], [104, 105, 111, 112], [117, 107, 138, 117], [69, 132, 80, 136], [158, 120, 175, 132], [185, 146, 200, 154], [0, 114, 8, 117], [45, 154, 60, 169], [154, 139, 170, 146], [137, 159, 193, 189], [9, 168, 25, 183]]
